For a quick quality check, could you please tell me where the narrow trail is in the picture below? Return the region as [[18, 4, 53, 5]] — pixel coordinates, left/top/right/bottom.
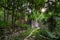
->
[[24, 27, 40, 40]]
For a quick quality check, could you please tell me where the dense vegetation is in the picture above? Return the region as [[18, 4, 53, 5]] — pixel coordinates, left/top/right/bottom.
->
[[0, 0, 60, 40]]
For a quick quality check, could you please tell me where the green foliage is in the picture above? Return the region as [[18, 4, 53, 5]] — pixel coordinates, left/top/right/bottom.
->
[[0, 0, 60, 40], [22, 28, 33, 37], [30, 9, 41, 21], [0, 21, 7, 28]]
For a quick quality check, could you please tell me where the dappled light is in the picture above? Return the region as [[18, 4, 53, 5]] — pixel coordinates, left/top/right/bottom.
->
[[0, 0, 60, 40]]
